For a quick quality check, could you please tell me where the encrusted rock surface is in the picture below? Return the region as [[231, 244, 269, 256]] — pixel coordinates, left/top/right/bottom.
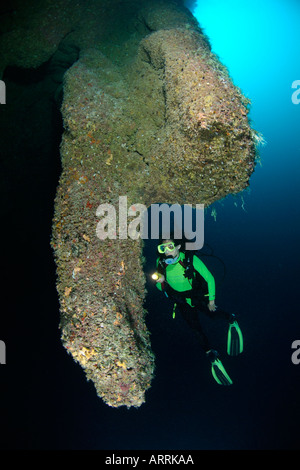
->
[[1, 0, 259, 407]]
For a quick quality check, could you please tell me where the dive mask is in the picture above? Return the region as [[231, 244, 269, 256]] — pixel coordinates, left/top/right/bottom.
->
[[158, 242, 175, 254]]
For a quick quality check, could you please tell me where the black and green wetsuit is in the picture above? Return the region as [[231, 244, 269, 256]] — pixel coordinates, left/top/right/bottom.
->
[[156, 251, 215, 307], [156, 251, 233, 352]]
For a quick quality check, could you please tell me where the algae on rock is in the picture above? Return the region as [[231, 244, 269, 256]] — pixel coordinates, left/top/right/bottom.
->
[[51, 0, 257, 408], [2, 0, 257, 407]]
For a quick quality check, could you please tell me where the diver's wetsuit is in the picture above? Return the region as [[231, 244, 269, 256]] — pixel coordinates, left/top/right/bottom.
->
[[156, 251, 233, 352]]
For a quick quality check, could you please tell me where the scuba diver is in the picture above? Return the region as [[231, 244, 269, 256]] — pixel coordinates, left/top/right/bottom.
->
[[152, 236, 243, 385]]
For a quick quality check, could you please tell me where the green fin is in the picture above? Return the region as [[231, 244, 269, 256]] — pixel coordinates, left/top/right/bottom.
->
[[227, 320, 244, 356], [211, 358, 233, 386]]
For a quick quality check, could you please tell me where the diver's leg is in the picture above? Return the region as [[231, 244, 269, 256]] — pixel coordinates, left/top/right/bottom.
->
[[177, 303, 211, 352], [205, 306, 243, 355], [191, 300, 243, 355], [197, 302, 235, 323], [190, 290, 235, 323], [210, 307, 235, 323], [178, 303, 233, 384]]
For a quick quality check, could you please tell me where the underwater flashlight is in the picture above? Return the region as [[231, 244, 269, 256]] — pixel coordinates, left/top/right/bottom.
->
[[151, 272, 162, 281]]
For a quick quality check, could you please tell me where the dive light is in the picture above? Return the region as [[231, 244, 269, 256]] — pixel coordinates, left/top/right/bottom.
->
[[151, 272, 162, 281]]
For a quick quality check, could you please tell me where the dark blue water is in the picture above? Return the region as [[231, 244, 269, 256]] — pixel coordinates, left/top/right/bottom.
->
[[1, 0, 300, 450]]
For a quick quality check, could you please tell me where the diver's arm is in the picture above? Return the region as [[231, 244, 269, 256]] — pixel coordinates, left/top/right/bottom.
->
[[154, 258, 165, 290], [192, 256, 216, 302], [155, 276, 165, 290]]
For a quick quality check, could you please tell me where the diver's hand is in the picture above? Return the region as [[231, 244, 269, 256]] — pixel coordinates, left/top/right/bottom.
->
[[156, 274, 165, 284], [208, 300, 216, 311]]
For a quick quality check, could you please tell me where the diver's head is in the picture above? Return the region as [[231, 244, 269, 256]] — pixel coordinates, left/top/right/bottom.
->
[[157, 238, 181, 265]]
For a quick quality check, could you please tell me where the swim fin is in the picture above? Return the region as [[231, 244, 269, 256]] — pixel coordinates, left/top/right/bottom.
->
[[211, 358, 233, 385], [227, 320, 244, 356], [206, 350, 233, 386]]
